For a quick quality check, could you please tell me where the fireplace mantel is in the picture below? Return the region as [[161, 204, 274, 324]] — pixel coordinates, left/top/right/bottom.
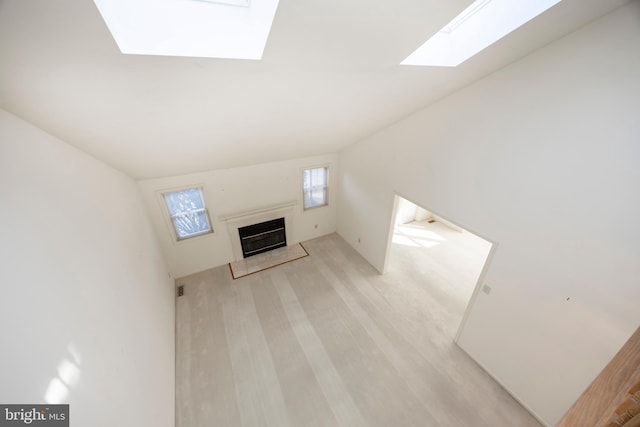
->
[[218, 201, 297, 222], [220, 201, 297, 261]]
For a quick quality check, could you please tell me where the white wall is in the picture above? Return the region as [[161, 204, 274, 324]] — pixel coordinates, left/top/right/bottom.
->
[[138, 155, 338, 278], [337, 3, 640, 426], [0, 110, 175, 426], [395, 197, 419, 225]]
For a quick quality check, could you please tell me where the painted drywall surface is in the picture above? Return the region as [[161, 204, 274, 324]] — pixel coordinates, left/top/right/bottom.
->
[[0, 110, 175, 426], [395, 197, 419, 225], [138, 155, 338, 278], [337, 3, 640, 425], [414, 207, 431, 222]]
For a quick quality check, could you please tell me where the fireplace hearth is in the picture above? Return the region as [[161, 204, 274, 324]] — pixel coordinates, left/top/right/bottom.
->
[[238, 217, 286, 258]]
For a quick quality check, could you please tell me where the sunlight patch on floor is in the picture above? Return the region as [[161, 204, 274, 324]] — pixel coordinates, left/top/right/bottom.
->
[[399, 224, 445, 241], [393, 223, 444, 248]]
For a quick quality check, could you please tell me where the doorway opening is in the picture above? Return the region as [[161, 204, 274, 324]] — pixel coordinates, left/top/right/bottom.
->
[[385, 195, 494, 340]]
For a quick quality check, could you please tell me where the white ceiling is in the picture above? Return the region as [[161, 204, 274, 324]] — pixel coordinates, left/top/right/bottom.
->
[[0, 0, 630, 179]]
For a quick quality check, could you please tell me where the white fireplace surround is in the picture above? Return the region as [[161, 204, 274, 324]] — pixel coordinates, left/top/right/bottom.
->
[[220, 201, 297, 261]]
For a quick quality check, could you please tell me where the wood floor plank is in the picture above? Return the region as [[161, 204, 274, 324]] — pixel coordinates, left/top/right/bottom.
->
[[222, 275, 291, 427], [270, 267, 367, 427], [176, 268, 242, 427], [250, 272, 338, 427]]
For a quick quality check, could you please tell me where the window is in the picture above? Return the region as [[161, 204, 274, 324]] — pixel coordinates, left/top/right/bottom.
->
[[163, 187, 213, 240], [303, 167, 328, 210]]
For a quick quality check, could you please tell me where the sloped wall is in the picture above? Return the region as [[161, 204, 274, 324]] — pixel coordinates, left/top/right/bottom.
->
[[337, 3, 640, 425], [0, 110, 175, 426]]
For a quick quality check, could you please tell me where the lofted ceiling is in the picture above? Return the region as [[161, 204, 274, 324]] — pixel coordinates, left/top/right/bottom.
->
[[0, 0, 630, 179]]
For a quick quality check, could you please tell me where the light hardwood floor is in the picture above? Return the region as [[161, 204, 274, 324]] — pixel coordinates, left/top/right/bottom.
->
[[176, 229, 542, 427], [389, 220, 493, 339]]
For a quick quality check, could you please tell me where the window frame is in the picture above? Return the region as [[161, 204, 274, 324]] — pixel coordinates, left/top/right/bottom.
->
[[159, 185, 214, 242], [302, 166, 329, 211]]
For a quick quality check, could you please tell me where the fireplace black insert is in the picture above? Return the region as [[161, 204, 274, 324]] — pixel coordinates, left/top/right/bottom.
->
[[238, 217, 286, 258]]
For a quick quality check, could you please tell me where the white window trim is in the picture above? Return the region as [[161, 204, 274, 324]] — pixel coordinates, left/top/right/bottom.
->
[[157, 184, 214, 243], [301, 165, 329, 211]]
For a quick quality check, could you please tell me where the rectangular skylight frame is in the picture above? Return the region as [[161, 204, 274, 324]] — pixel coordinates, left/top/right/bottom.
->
[[402, 0, 562, 67], [93, 0, 279, 60]]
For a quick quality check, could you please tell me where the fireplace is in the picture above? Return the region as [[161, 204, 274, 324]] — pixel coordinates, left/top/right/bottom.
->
[[220, 201, 297, 261], [238, 217, 286, 258]]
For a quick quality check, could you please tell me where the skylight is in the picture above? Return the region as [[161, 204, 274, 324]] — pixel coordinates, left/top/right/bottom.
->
[[402, 0, 562, 67], [93, 0, 279, 60]]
